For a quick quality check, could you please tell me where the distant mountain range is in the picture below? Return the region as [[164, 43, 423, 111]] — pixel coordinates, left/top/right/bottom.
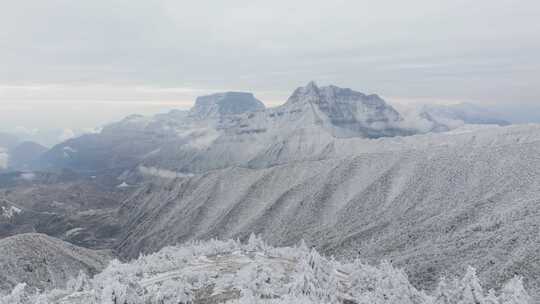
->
[[2, 82, 539, 301], [39, 82, 509, 174]]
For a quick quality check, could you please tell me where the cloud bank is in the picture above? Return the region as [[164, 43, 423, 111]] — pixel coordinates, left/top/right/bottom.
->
[[1, 0, 539, 129]]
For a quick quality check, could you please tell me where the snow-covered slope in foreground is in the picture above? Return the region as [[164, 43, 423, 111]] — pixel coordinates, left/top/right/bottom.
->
[[0, 234, 113, 292], [0, 237, 531, 304]]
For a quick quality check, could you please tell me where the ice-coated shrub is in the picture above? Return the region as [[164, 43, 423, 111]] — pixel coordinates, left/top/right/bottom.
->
[[0, 237, 532, 304]]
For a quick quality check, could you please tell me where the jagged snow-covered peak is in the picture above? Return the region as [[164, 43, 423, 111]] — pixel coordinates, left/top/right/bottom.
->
[[285, 82, 406, 135], [189, 91, 266, 119]]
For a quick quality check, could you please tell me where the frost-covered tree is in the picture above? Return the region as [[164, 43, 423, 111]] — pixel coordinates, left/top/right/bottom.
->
[[287, 248, 340, 302], [145, 279, 193, 304], [499, 276, 531, 304], [0, 238, 533, 304], [432, 268, 532, 304], [458, 267, 486, 304], [0, 283, 29, 304], [237, 263, 281, 301], [246, 233, 269, 253], [348, 260, 428, 304], [433, 277, 457, 304], [66, 270, 92, 293]]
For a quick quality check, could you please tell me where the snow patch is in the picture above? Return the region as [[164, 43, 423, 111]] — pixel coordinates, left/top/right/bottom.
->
[[63, 146, 78, 153], [117, 182, 130, 188], [19, 172, 36, 181], [1, 206, 22, 219], [58, 129, 76, 142], [65, 227, 85, 238], [63, 146, 78, 158], [177, 128, 221, 149], [139, 166, 194, 179]]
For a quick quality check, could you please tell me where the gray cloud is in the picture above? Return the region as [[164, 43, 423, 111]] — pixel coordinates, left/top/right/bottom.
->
[[1, 0, 540, 130]]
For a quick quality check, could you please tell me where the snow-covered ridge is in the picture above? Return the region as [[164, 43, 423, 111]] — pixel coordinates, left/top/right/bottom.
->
[[41, 82, 534, 175], [0, 236, 531, 304], [0, 234, 113, 293]]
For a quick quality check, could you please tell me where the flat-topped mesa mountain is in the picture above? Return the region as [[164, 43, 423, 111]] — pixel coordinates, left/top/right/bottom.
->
[[39, 82, 432, 174], [189, 91, 266, 119]]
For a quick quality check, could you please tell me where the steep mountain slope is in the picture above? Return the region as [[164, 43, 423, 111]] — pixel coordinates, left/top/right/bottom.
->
[[115, 124, 540, 299], [284, 82, 409, 137], [0, 233, 112, 292], [0, 170, 132, 248], [0, 238, 531, 304]]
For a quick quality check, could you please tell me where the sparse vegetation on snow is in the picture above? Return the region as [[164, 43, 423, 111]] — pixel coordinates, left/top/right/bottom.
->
[[1, 235, 531, 304]]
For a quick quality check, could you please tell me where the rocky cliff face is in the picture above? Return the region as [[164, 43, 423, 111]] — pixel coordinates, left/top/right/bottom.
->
[[189, 91, 266, 119], [285, 82, 407, 137], [39, 83, 427, 174]]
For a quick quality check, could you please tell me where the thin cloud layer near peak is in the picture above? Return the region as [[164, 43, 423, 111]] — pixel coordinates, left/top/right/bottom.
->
[[1, 0, 539, 130]]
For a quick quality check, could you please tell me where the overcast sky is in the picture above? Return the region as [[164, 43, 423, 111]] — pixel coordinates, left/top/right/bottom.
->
[[1, 0, 540, 134]]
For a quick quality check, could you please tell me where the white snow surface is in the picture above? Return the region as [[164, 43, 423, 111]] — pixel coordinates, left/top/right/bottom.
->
[[0, 236, 531, 304], [139, 166, 194, 179], [0, 234, 112, 293], [34, 83, 540, 302], [116, 122, 540, 300], [44, 82, 441, 173], [0, 205, 21, 219]]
